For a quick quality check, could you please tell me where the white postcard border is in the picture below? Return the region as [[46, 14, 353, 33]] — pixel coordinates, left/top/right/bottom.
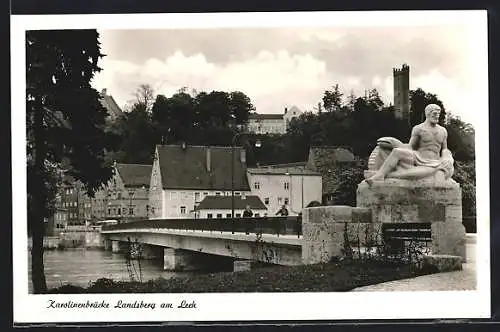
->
[[11, 10, 490, 323]]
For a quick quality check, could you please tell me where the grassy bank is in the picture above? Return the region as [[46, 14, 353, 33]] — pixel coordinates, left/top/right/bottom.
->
[[48, 259, 437, 293]]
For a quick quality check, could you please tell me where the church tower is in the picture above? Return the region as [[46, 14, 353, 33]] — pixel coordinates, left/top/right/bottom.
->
[[393, 64, 410, 120]]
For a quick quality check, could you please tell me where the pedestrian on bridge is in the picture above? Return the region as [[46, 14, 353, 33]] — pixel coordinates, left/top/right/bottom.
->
[[275, 205, 289, 216]]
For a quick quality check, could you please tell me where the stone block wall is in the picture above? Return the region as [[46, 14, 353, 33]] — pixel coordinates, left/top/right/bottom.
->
[[357, 178, 466, 260], [302, 205, 381, 264]]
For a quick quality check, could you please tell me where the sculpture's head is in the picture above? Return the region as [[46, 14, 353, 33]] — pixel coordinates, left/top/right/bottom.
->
[[425, 104, 441, 124]]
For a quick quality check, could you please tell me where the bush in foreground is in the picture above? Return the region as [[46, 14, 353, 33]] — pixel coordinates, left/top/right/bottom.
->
[[48, 259, 436, 294]]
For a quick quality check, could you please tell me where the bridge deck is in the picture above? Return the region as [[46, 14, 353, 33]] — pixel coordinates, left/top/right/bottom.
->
[[101, 227, 302, 246]]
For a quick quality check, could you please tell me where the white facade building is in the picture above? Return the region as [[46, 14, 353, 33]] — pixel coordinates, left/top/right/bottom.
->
[[247, 106, 302, 135], [149, 144, 251, 219], [246, 167, 322, 216]]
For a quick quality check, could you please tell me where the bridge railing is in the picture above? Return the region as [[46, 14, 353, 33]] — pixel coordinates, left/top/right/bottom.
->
[[101, 216, 302, 238]]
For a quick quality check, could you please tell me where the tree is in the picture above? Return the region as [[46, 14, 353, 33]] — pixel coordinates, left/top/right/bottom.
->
[[346, 90, 356, 111], [26, 30, 117, 293], [329, 164, 366, 206], [366, 88, 384, 110], [127, 84, 155, 113], [409, 88, 446, 126], [446, 115, 475, 161], [322, 84, 343, 112], [228, 91, 255, 126], [116, 104, 157, 163]]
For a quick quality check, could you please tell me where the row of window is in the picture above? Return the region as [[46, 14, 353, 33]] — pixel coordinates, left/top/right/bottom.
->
[[107, 207, 135, 216], [254, 182, 289, 190], [263, 197, 289, 205], [171, 191, 242, 201]]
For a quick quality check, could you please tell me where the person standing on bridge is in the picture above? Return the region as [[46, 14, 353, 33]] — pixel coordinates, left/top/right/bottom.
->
[[243, 205, 253, 218], [275, 205, 289, 216]]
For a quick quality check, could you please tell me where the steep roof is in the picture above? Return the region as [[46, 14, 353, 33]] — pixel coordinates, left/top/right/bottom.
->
[[260, 161, 308, 169], [306, 147, 356, 195], [116, 163, 152, 188], [99, 89, 123, 120], [247, 167, 321, 176], [156, 144, 250, 191], [248, 113, 284, 120], [195, 195, 267, 211]]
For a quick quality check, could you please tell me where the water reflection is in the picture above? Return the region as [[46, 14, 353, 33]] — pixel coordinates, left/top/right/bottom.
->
[[27, 249, 195, 293]]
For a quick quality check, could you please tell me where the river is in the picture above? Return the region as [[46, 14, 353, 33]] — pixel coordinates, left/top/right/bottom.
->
[[27, 249, 202, 293]]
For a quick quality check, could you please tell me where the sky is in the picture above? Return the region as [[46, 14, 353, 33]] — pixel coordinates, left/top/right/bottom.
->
[[91, 24, 487, 127]]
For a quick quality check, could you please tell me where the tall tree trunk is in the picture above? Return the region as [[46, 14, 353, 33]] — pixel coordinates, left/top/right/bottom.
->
[[31, 210, 46, 293], [31, 102, 47, 294]]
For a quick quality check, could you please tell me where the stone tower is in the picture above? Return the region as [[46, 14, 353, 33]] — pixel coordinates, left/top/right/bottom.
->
[[393, 64, 410, 120]]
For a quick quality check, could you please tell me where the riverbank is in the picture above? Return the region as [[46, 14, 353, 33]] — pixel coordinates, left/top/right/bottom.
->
[[48, 259, 438, 293], [28, 230, 104, 250]]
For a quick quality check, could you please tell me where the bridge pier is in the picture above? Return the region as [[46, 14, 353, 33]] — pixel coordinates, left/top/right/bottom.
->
[[233, 260, 259, 272], [111, 240, 121, 253], [104, 239, 112, 251], [141, 244, 163, 260], [163, 248, 201, 271]]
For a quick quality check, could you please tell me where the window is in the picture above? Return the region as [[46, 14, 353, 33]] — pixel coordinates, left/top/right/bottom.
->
[[195, 192, 200, 202], [113, 208, 116, 215], [264, 197, 269, 205], [284, 197, 289, 205], [278, 197, 283, 204], [117, 208, 121, 215], [284, 182, 290, 190], [170, 192, 177, 200], [235, 192, 241, 196], [207, 214, 213, 219], [236, 213, 241, 218], [180, 206, 186, 214], [226, 214, 231, 218], [254, 182, 260, 189], [108, 208, 111, 215], [255, 213, 260, 217], [129, 207, 134, 215], [216, 213, 222, 218], [215, 192, 221, 196], [151, 207, 155, 214], [117, 192, 122, 199]]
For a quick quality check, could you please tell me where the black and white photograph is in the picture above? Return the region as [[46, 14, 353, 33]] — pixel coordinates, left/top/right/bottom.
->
[[12, 10, 490, 323]]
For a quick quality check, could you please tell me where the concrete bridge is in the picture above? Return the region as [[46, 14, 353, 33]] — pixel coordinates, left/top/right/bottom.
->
[[101, 217, 303, 272], [101, 204, 471, 273]]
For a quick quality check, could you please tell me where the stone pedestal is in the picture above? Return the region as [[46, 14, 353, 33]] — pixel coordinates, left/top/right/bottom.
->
[[301, 205, 376, 264], [357, 178, 466, 261]]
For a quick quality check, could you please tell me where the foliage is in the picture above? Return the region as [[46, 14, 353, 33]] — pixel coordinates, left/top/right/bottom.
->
[[409, 88, 447, 126], [26, 29, 118, 293], [48, 259, 430, 293], [453, 160, 476, 217], [328, 164, 366, 206]]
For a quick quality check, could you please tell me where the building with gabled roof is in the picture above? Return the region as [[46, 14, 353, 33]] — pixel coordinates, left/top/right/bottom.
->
[[99, 88, 123, 121], [91, 162, 152, 222], [149, 144, 252, 219], [194, 195, 268, 219], [246, 166, 322, 216], [247, 105, 302, 134]]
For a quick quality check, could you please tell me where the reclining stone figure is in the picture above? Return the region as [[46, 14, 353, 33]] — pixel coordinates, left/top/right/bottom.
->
[[365, 104, 454, 186]]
